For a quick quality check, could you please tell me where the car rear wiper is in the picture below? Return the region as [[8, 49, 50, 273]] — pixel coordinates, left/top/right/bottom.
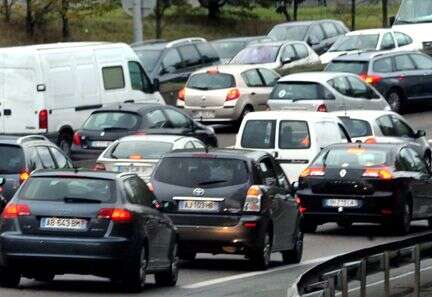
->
[[198, 179, 228, 186], [63, 197, 102, 204]]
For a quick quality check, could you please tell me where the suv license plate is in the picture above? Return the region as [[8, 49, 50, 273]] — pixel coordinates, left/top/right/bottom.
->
[[178, 200, 219, 212], [324, 199, 359, 208], [41, 218, 87, 230]]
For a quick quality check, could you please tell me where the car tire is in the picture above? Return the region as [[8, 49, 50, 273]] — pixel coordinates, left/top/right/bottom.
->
[[121, 246, 147, 293], [58, 133, 72, 156], [281, 229, 303, 265], [34, 273, 55, 282], [0, 267, 20, 288], [178, 251, 196, 261], [386, 90, 404, 114], [301, 221, 318, 233], [155, 242, 179, 287], [237, 106, 253, 127], [337, 221, 353, 229], [250, 231, 272, 271], [395, 199, 411, 235]]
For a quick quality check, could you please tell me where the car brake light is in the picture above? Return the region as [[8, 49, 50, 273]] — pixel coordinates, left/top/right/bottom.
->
[[364, 137, 377, 144], [362, 166, 393, 180], [39, 109, 48, 129], [73, 132, 81, 145], [317, 104, 327, 112], [97, 208, 133, 223], [19, 170, 30, 184], [300, 167, 326, 177], [226, 88, 240, 101], [360, 73, 382, 85], [243, 185, 262, 212], [178, 88, 185, 101], [129, 154, 142, 160], [2, 203, 31, 219], [93, 163, 106, 171], [243, 221, 257, 229], [295, 195, 307, 214]]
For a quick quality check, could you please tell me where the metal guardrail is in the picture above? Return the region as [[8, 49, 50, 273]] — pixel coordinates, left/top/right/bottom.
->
[[288, 232, 432, 297]]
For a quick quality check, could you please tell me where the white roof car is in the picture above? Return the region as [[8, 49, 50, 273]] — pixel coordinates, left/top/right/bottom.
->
[[333, 110, 431, 166], [96, 135, 205, 181], [320, 28, 421, 64], [235, 111, 351, 181]]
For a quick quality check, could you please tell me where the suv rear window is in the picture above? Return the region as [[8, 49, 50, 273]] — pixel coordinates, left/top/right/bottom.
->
[[339, 117, 373, 138], [279, 121, 310, 149], [19, 177, 115, 202], [154, 157, 249, 188], [187, 73, 235, 90], [109, 141, 173, 159], [313, 147, 389, 169], [270, 82, 334, 100], [241, 120, 276, 149], [0, 145, 25, 174], [325, 61, 369, 74], [82, 112, 141, 131]]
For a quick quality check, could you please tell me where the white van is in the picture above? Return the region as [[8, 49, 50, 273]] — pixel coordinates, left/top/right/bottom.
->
[[234, 111, 351, 182], [0, 42, 165, 153]]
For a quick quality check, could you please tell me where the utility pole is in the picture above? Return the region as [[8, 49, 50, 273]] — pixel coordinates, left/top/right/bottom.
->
[[382, 0, 388, 28], [133, 0, 143, 43], [351, 0, 355, 30]]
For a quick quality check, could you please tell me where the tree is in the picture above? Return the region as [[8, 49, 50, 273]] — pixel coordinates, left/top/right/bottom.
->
[[1, 0, 16, 22], [198, 0, 227, 20], [25, 0, 57, 37]]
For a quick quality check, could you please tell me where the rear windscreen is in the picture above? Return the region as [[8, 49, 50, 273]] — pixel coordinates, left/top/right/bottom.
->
[[325, 61, 368, 74], [19, 177, 115, 203], [82, 112, 141, 131], [313, 148, 389, 169], [109, 141, 173, 159], [241, 120, 276, 149], [339, 117, 373, 138], [270, 82, 333, 100], [187, 73, 235, 90], [154, 157, 249, 188], [0, 145, 25, 174], [212, 41, 246, 59], [279, 121, 310, 149]]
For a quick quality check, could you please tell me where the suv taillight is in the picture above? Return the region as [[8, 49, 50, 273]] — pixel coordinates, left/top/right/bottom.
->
[[97, 208, 133, 223], [39, 109, 48, 129], [360, 73, 382, 85], [2, 203, 31, 219], [73, 132, 81, 145], [226, 88, 240, 101], [243, 185, 262, 212]]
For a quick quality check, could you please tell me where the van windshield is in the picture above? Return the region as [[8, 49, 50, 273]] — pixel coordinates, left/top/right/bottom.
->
[[395, 0, 432, 24], [82, 112, 141, 131]]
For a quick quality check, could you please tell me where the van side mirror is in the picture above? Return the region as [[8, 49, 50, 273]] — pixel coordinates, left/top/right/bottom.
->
[[389, 16, 395, 26]]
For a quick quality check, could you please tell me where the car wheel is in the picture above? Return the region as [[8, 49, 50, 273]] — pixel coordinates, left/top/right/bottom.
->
[[386, 90, 404, 114], [0, 267, 20, 288], [301, 221, 318, 233], [155, 242, 179, 287], [34, 273, 55, 282], [395, 200, 411, 235], [337, 221, 353, 229], [237, 106, 253, 127], [250, 231, 272, 270], [178, 251, 196, 261], [425, 153, 432, 171], [58, 133, 72, 156], [121, 246, 147, 293], [281, 229, 303, 265]]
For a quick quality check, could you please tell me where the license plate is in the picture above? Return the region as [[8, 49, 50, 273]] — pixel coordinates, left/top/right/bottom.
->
[[91, 141, 112, 148], [41, 218, 87, 230], [193, 111, 215, 119], [113, 165, 153, 174], [178, 200, 219, 212], [324, 199, 360, 208]]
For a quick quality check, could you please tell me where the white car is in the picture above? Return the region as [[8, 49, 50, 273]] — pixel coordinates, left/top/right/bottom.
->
[[95, 135, 205, 181], [234, 111, 351, 182], [320, 28, 421, 64], [229, 41, 320, 72], [333, 110, 431, 166]]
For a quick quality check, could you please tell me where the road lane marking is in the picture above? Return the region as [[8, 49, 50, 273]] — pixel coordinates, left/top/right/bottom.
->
[[182, 255, 338, 289]]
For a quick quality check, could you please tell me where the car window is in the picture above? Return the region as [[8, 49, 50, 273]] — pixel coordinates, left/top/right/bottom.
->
[[392, 116, 414, 138], [102, 66, 125, 90], [274, 161, 291, 189], [178, 45, 201, 67], [373, 57, 393, 73], [241, 120, 276, 149], [128, 61, 152, 93], [195, 43, 219, 64], [293, 44, 309, 59], [394, 54, 416, 71], [0, 145, 25, 174], [380, 32, 396, 50], [325, 61, 369, 75], [322, 22, 338, 38], [123, 176, 152, 207], [110, 141, 173, 159], [313, 147, 389, 168], [271, 82, 334, 100], [279, 121, 310, 149], [397, 148, 416, 171], [36, 146, 56, 169], [242, 69, 264, 87], [187, 72, 235, 90], [135, 49, 161, 74], [394, 32, 413, 47], [346, 76, 379, 99], [231, 45, 280, 64], [338, 124, 350, 143], [145, 109, 169, 129], [328, 76, 351, 96], [161, 48, 183, 74], [82, 112, 141, 131], [164, 109, 190, 128], [258, 69, 279, 87], [259, 157, 277, 186], [376, 115, 395, 136], [26, 147, 42, 172], [184, 141, 195, 149], [407, 148, 429, 174], [410, 53, 432, 70], [49, 147, 70, 169], [268, 25, 309, 41], [193, 141, 205, 149], [309, 24, 325, 44], [282, 45, 296, 60], [339, 117, 373, 138]]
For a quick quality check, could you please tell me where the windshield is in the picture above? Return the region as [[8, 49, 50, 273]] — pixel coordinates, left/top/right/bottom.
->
[[329, 34, 379, 52], [82, 112, 141, 131], [20, 177, 115, 202], [212, 41, 246, 59], [0, 145, 25, 174], [187, 73, 235, 90], [230, 45, 280, 64], [154, 157, 249, 188], [313, 147, 389, 169], [339, 117, 373, 138], [268, 25, 308, 41], [109, 141, 173, 159], [325, 61, 369, 74], [135, 49, 161, 73], [395, 0, 432, 24], [270, 82, 333, 101]]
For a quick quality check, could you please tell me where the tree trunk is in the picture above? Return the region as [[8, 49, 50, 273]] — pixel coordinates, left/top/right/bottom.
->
[[382, 0, 388, 28], [26, 0, 35, 36], [351, 0, 355, 30], [155, 0, 163, 38], [61, 0, 70, 41], [208, 0, 220, 20], [293, 0, 298, 21], [2, 0, 10, 22]]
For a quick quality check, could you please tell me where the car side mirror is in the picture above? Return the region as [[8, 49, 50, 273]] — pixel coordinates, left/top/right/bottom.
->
[[291, 181, 299, 195], [153, 78, 160, 91], [389, 16, 395, 26], [415, 130, 426, 138], [281, 57, 292, 65], [0, 177, 5, 186]]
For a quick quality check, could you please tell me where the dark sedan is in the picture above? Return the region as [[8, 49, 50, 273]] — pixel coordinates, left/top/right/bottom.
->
[[296, 143, 432, 234], [150, 149, 303, 270], [0, 170, 178, 292], [71, 103, 218, 162]]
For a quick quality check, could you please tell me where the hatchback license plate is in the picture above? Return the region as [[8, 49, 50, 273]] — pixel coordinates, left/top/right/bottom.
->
[[324, 199, 360, 208], [178, 200, 219, 212], [193, 111, 215, 119], [91, 141, 112, 148], [41, 218, 87, 230]]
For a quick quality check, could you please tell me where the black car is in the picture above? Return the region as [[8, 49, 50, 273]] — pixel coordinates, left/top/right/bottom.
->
[[325, 51, 432, 113], [132, 38, 220, 106], [296, 143, 432, 235], [71, 103, 218, 161], [0, 135, 72, 201], [151, 149, 303, 270], [267, 20, 349, 55], [0, 170, 178, 292]]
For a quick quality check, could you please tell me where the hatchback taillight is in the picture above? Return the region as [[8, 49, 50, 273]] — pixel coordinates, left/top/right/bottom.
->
[[300, 167, 326, 177], [19, 170, 30, 184], [97, 208, 133, 223], [362, 166, 393, 180], [226, 88, 241, 101], [93, 163, 106, 171], [317, 104, 327, 112], [2, 203, 31, 219], [178, 88, 185, 101], [360, 73, 382, 85], [243, 185, 262, 212], [73, 132, 81, 145]]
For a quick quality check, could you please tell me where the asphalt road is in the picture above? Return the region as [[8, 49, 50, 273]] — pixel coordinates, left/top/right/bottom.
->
[[1, 109, 432, 297]]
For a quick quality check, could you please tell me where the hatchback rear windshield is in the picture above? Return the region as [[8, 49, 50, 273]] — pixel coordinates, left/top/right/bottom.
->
[[313, 147, 389, 169], [187, 73, 235, 90], [0, 145, 25, 174], [109, 141, 173, 159], [241, 120, 276, 149], [231, 45, 280, 64], [339, 117, 373, 138], [154, 157, 249, 188], [270, 82, 333, 100], [325, 61, 368, 75], [82, 112, 141, 131], [279, 121, 310, 149], [268, 25, 308, 41], [19, 177, 115, 203], [329, 34, 379, 52], [212, 41, 246, 59]]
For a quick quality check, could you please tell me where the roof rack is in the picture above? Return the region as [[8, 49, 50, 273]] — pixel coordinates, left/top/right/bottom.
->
[[17, 135, 49, 144], [131, 39, 166, 47], [166, 37, 207, 48]]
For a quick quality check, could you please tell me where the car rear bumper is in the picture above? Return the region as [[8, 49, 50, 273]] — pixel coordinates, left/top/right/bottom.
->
[[71, 145, 104, 161]]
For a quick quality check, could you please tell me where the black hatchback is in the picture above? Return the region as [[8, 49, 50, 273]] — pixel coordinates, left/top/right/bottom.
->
[[297, 143, 432, 234], [0, 170, 178, 292], [151, 149, 303, 270], [71, 103, 218, 162]]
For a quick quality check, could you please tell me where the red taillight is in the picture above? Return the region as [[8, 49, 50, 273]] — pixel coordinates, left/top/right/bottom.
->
[[93, 163, 106, 171], [2, 203, 31, 219], [73, 132, 81, 145], [226, 88, 240, 101], [360, 73, 382, 85], [300, 167, 326, 177], [243, 221, 257, 229], [39, 109, 48, 129], [317, 104, 327, 112], [364, 137, 377, 144], [362, 166, 393, 180], [381, 208, 393, 215], [295, 195, 307, 214], [97, 208, 133, 223], [178, 88, 185, 101], [19, 170, 30, 184]]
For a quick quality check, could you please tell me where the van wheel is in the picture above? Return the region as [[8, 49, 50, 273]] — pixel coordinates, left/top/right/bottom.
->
[[0, 267, 20, 288], [58, 133, 72, 156]]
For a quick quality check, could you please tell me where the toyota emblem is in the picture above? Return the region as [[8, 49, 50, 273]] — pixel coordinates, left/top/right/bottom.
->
[[192, 188, 205, 197], [339, 169, 347, 178]]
